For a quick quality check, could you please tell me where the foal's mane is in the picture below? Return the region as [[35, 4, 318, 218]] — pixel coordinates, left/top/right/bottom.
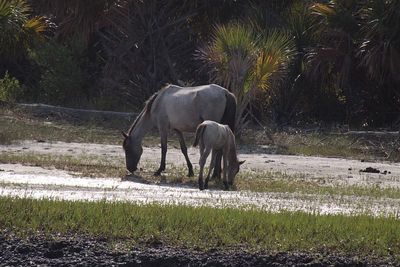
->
[[127, 91, 159, 135], [226, 129, 238, 164]]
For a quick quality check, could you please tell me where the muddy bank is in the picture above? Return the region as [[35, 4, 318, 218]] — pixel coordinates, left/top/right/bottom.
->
[[0, 232, 391, 266]]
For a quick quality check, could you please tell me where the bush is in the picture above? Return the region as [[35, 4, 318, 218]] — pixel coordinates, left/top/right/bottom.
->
[[0, 71, 23, 102]]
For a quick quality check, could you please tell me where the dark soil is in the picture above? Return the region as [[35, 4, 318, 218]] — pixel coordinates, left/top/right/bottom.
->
[[0, 233, 395, 267], [359, 166, 391, 174]]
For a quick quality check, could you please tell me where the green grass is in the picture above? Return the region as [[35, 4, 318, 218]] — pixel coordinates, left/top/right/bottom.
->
[[0, 197, 399, 261]]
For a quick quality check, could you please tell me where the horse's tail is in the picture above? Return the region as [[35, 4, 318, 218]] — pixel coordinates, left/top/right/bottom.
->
[[221, 91, 237, 133], [193, 124, 206, 147]]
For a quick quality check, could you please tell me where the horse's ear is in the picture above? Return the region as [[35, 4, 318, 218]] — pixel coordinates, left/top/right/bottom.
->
[[121, 131, 129, 139], [239, 160, 245, 165]]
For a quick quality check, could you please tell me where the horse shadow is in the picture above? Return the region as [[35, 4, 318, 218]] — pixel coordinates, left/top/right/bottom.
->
[[121, 173, 197, 189], [121, 172, 227, 191]]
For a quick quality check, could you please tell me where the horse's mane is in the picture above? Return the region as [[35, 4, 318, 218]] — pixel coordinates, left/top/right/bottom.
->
[[127, 91, 159, 135]]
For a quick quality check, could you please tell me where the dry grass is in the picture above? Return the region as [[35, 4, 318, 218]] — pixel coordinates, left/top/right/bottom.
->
[[2, 103, 399, 161], [239, 127, 400, 161]]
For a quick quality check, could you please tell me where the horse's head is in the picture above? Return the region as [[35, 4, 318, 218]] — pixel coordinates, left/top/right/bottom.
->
[[228, 160, 245, 186], [122, 132, 143, 173]]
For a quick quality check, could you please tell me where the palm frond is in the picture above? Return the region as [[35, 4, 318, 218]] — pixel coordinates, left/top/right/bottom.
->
[[197, 21, 295, 130], [0, 0, 47, 60], [252, 30, 296, 91], [357, 0, 400, 82], [310, 3, 336, 17]]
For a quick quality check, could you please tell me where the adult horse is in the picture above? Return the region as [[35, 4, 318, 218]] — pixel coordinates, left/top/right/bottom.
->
[[122, 84, 236, 177]]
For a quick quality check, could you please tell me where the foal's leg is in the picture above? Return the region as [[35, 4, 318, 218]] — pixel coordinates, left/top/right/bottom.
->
[[222, 152, 229, 190], [198, 147, 211, 190], [174, 130, 194, 177], [154, 129, 168, 176], [204, 150, 216, 189], [211, 150, 222, 179]]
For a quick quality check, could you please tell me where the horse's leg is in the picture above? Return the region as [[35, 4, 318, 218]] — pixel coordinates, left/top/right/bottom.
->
[[222, 152, 229, 190], [154, 129, 168, 176], [174, 130, 194, 177], [198, 147, 211, 190], [211, 150, 222, 179], [204, 150, 216, 189]]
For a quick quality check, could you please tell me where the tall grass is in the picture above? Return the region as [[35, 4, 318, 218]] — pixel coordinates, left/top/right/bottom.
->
[[0, 197, 399, 261]]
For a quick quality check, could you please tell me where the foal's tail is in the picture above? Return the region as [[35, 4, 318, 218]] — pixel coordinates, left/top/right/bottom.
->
[[221, 91, 237, 133], [193, 124, 206, 147]]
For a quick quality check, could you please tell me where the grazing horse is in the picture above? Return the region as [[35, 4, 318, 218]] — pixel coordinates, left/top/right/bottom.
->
[[122, 84, 236, 177], [193, 120, 244, 190]]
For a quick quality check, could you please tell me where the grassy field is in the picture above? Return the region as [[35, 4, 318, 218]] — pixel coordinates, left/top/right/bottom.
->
[[0, 197, 398, 262]]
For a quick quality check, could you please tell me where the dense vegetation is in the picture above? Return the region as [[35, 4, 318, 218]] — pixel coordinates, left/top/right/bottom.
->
[[1, 0, 399, 128]]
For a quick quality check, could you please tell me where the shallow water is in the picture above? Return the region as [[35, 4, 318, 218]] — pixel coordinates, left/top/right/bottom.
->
[[1, 163, 399, 217]]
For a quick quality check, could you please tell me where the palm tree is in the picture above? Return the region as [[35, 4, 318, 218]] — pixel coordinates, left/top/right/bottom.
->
[[31, 0, 123, 46], [305, 0, 361, 123], [0, 0, 46, 62], [356, 0, 400, 125], [197, 22, 295, 131], [250, 0, 315, 123], [357, 0, 400, 84]]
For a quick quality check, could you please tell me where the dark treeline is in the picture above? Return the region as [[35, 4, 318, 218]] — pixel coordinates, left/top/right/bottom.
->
[[1, 0, 399, 128]]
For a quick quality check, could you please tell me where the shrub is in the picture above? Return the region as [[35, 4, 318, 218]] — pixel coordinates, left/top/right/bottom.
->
[[0, 71, 23, 102]]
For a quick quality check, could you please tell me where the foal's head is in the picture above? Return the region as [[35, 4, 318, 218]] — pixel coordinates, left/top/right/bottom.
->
[[227, 160, 245, 187], [122, 132, 143, 173]]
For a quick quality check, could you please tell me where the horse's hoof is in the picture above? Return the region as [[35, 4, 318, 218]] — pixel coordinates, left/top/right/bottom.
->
[[188, 171, 194, 177], [198, 181, 204, 190], [211, 174, 221, 180], [223, 181, 229, 190]]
